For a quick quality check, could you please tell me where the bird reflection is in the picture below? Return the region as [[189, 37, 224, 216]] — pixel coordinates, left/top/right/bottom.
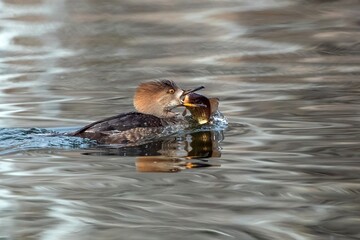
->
[[83, 130, 223, 172]]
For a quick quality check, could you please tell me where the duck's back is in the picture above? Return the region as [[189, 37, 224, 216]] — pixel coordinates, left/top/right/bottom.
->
[[71, 112, 165, 144], [73, 112, 164, 134]]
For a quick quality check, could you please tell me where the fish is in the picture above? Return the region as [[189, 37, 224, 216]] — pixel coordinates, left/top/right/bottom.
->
[[182, 92, 219, 125]]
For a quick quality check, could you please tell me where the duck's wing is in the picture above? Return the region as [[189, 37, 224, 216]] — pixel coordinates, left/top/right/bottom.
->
[[71, 112, 163, 136]]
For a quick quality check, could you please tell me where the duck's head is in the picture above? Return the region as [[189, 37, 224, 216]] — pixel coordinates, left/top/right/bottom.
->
[[134, 80, 203, 118]]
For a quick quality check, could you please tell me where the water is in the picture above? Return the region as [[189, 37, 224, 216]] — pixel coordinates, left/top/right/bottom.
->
[[1, 0, 359, 239]]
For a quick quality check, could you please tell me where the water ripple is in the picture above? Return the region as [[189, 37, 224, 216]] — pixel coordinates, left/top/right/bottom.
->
[[1, 0, 360, 239]]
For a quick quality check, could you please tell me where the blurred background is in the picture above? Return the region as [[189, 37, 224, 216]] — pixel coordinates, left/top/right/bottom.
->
[[0, 0, 359, 239], [1, 0, 358, 128]]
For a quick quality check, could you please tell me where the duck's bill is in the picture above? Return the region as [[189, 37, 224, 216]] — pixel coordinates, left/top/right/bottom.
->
[[167, 87, 207, 111], [182, 102, 207, 108], [181, 86, 205, 97], [167, 102, 206, 111]]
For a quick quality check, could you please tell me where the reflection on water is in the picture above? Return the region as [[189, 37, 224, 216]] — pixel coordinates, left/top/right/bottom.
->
[[88, 130, 224, 172], [0, 128, 224, 172], [1, 0, 360, 239]]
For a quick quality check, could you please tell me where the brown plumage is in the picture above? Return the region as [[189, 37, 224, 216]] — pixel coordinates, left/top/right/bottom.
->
[[134, 80, 183, 118]]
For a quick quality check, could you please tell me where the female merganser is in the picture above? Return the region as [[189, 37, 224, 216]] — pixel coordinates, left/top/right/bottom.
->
[[71, 80, 204, 144]]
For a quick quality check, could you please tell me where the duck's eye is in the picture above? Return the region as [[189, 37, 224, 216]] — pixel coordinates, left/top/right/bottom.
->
[[168, 89, 175, 94]]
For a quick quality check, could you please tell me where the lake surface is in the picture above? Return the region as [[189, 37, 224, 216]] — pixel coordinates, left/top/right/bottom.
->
[[1, 0, 359, 239]]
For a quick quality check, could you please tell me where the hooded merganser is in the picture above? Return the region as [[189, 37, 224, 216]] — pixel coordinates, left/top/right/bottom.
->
[[71, 80, 204, 144]]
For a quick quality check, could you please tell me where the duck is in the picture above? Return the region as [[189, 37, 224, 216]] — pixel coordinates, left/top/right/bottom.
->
[[70, 80, 204, 144]]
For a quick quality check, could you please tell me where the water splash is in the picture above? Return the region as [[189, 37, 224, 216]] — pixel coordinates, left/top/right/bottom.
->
[[210, 111, 229, 129], [0, 127, 95, 155]]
